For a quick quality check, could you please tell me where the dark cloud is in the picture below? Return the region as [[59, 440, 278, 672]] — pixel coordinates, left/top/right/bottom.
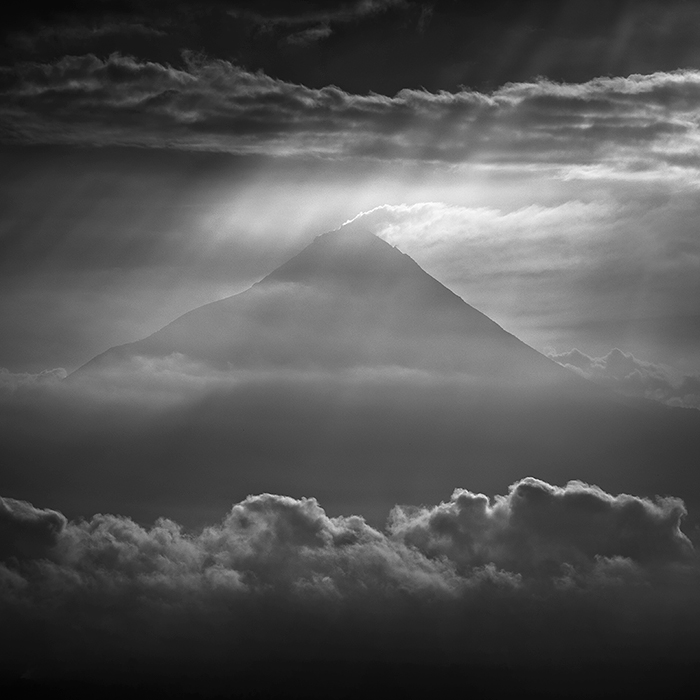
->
[[2, 52, 700, 178], [548, 348, 700, 409], [6, 1, 700, 98], [229, 0, 408, 30], [0, 496, 66, 561], [390, 477, 692, 573], [0, 480, 698, 688], [7, 20, 167, 54]]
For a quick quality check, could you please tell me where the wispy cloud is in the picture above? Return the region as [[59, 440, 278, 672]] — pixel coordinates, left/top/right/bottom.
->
[[228, 0, 409, 46], [285, 23, 334, 46], [3, 53, 700, 181], [7, 20, 168, 53], [230, 0, 408, 29]]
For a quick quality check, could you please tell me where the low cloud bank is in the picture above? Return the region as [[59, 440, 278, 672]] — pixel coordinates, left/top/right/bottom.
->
[[1, 479, 699, 685], [548, 348, 700, 409]]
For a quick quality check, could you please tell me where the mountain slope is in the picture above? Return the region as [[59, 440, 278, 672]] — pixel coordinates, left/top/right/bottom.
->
[[75, 224, 586, 388]]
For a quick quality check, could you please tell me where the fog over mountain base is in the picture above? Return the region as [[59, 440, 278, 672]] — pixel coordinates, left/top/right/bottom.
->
[[3, 365, 699, 696]]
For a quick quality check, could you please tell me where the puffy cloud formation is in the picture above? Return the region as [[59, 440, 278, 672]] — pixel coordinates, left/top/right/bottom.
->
[[1, 479, 699, 687], [548, 348, 700, 409], [389, 477, 692, 572], [3, 53, 700, 179]]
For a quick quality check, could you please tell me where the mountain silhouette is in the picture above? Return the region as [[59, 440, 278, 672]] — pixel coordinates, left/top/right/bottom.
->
[[76, 224, 587, 388], [30, 223, 694, 528]]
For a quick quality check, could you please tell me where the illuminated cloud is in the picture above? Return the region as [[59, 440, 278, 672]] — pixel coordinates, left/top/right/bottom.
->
[[389, 477, 693, 572], [2, 53, 700, 179]]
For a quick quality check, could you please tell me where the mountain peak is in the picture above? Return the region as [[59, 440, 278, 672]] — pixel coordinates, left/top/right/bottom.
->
[[75, 222, 588, 388], [316, 222, 391, 248], [262, 223, 410, 289]]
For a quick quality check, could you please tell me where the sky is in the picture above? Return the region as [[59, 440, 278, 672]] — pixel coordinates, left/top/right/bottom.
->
[[3, 0, 700, 377], [2, 0, 700, 693]]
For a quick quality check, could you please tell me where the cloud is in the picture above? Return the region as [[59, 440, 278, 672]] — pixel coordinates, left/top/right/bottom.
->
[[548, 348, 700, 409], [0, 480, 698, 686], [0, 496, 65, 561], [344, 201, 700, 355], [285, 23, 333, 46], [0, 367, 67, 393], [2, 352, 698, 529], [230, 0, 408, 30], [7, 20, 167, 53], [3, 53, 700, 180], [2, 350, 700, 693], [389, 477, 693, 573]]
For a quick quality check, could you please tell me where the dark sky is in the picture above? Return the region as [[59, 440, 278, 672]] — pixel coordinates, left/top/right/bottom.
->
[[2, 1, 700, 689], [5, 1, 700, 93]]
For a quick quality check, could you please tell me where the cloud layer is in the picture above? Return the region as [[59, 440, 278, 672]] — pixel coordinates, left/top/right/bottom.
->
[[1, 478, 699, 686], [3, 53, 700, 180]]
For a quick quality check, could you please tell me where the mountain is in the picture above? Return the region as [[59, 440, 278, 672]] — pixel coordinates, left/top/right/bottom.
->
[[76, 224, 587, 389], [11, 223, 694, 527]]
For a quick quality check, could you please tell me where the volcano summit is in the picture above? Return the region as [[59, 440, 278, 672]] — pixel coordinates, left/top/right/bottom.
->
[[77, 224, 584, 389]]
